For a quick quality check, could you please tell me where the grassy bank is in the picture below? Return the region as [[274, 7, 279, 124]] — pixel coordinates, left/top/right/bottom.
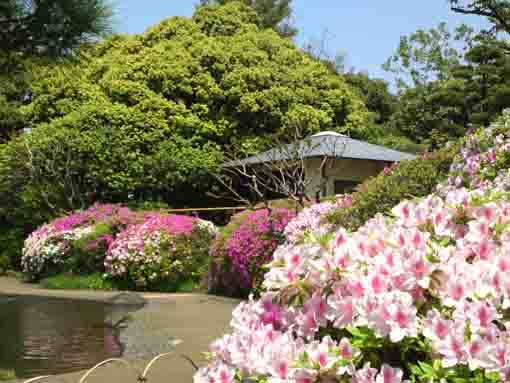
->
[[39, 273, 201, 293]]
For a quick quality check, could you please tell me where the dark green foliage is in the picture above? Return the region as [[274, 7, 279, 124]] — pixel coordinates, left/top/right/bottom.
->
[[387, 26, 510, 149], [343, 72, 397, 125], [0, 52, 32, 142], [328, 146, 457, 231], [0, 95, 24, 142], [0, 141, 48, 268], [0, 0, 112, 57], [390, 82, 469, 148], [449, 1, 510, 33], [453, 38, 510, 128], [362, 123, 427, 154], [0, 227, 26, 270], [0, 254, 10, 275], [340, 71, 425, 152]]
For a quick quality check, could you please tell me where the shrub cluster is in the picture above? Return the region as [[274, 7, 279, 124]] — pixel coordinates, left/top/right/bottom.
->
[[209, 208, 295, 297], [21, 204, 216, 291], [328, 145, 456, 231], [438, 109, 510, 194], [106, 214, 216, 291], [195, 111, 510, 383], [284, 195, 353, 244], [0, 254, 9, 275], [22, 204, 137, 279]]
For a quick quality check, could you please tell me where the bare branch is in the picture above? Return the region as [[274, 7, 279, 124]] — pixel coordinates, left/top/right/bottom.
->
[[216, 127, 348, 208]]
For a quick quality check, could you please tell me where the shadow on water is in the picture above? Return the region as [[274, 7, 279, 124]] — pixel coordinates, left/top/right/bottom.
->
[[0, 293, 145, 378]]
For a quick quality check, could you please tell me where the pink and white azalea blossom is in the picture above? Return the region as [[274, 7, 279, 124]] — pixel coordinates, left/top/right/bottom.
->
[[196, 112, 510, 383]]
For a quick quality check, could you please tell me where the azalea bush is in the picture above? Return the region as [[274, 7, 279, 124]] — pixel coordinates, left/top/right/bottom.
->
[[439, 110, 510, 195], [21, 203, 218, 289], [284, 195, 353, 244], [105, 214, 217, 291], [196, 189, 510, 383], [209, 208, 296, 297], [195, 112, 510, 383], [21, 203, 139, 280]]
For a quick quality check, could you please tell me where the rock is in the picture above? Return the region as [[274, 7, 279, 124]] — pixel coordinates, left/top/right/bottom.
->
[[108, 292, 147, 306]]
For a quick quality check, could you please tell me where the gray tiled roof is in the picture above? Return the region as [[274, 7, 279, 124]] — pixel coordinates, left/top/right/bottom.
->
[[223, 131, 416, 167]]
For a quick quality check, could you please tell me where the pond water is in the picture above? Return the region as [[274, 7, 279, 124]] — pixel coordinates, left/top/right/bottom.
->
[[0, 294, 144, 379]]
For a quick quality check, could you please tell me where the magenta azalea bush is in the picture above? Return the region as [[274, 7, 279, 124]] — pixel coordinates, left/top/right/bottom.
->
[[22, 204, 217, 289], [106, 214, 217, 290], [209, 208, 296, 297], [22, 204, 138, 279], [195, 112, 510, 383]]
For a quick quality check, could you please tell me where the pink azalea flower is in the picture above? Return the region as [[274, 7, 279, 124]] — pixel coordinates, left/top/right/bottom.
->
[[375, 365, 404, 383], [352, 363, 378, 383]]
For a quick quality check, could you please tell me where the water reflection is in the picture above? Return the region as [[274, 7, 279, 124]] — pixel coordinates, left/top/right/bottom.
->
[[0, 295, 142, 378]]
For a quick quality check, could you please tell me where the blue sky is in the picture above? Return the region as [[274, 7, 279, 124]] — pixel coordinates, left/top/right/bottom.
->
[[115, 1, 487, 84]]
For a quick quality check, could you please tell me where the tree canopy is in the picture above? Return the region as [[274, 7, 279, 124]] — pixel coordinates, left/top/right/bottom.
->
[[2, 1, 368, 217], [383, 23, 475, 89], [449, 0, 510, 33], [198, 0, 296, 37], [0, 0, 114, 143], [0, 0, 113, 57], [385, 23, 510, 148], [343, 72, 397, 125]]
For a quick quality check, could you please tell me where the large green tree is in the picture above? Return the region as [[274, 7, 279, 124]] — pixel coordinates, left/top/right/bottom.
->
[[389, 36, 510, 148], [383, 22, 475, 90], [198, 0, 296, 37], [384, 20, 510, 148], [0, 0, 113, 142], [3, 2, 368, 215], [0, 56, 26, 142], [0, 0, 112, 57], [343, 72, 397, 125]]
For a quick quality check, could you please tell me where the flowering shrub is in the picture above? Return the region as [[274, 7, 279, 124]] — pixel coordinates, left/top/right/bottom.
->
[[105, 214, 216, 291], [21, 204, 138, 280], [21, 203, 217, 289], [439, 110, 510, 195], [284, 195, 353, 244], [209, 208, 296, 297], [197, 185, 510, 383], [196, 112, 510, 383]]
